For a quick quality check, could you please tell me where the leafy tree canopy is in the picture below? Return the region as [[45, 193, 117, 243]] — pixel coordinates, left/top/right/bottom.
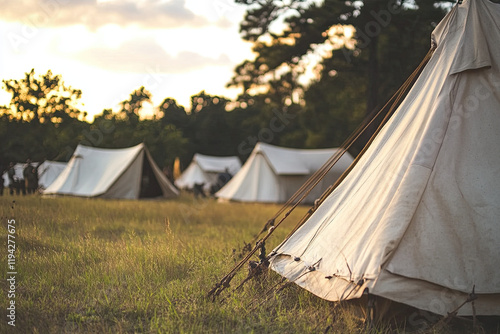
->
[[230, 0, 451, 150], [1, 68, 85, 124]]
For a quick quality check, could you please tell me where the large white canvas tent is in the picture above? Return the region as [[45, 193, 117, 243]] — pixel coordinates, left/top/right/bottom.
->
[[216, 143, 354, 204], [270, 0, 500, 316], [175, 153, 241, 192], [37, 161, 67, 189], [44, 143, 179, 199]]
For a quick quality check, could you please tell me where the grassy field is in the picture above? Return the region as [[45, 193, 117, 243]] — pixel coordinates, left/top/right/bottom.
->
[[0, 194, 497, 333]]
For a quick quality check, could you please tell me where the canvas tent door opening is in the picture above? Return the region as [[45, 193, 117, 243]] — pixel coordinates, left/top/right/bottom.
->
[[139, 153, 163, 198]]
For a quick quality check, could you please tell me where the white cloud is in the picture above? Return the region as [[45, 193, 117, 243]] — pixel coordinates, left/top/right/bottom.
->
[[0, 0, 210, 29], [75, 37, 232, 73], [0, 0, 255, 119]]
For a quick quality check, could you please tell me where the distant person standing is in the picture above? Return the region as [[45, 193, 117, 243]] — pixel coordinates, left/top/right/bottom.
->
[[24, 159, 36, 194], [210, 168, 233, 195], [163, 165, 175, 184], [0, 166, 4, 196], [7, 162, 17, 195], [193, 183, 206, 198], [33, 162, 40, 193]]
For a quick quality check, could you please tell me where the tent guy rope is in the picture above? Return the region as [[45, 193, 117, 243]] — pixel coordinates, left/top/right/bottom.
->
[[207, 45, 436, 301]]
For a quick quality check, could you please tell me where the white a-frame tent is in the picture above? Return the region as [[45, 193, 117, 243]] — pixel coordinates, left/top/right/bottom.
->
[[216, 142, 354, 204], [174, 153, 241, 191], [270, 0, 500, 316], [38, 161, 67, 189], [44, 143, 179, 199]]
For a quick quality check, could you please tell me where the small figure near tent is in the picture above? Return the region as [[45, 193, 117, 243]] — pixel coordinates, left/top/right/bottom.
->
[[31, 163, 40, 193], [23, 159, 38, 194], [162, 165, 175, 185], [193, 182, 206, 198], [210, 168, 233, 196], [175, 154, 241, 195], [7, 162, 24, 195], [0, 166, 4, 196]]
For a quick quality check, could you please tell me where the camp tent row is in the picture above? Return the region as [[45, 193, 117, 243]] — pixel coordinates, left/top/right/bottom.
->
[[269, 0, 500, 316], [44, 143, 179, 200], [9, 141, 354, 203], [175, 153, 241, 192], [215, 142, 354, 204]]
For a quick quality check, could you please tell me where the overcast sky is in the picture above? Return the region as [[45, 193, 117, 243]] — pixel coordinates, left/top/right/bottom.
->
[[0, 0, 255, 119]]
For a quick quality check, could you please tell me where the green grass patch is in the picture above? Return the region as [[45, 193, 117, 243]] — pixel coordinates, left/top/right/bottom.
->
[[0, 194, 497, 333]]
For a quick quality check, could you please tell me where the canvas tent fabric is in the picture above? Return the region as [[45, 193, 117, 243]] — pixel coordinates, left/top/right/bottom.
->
[[270, 0, 500, 316], [43, 143, 179, 199], [175, 154, 241, 191], [215, 143, 354, 204], [37, 161, 67, 189]]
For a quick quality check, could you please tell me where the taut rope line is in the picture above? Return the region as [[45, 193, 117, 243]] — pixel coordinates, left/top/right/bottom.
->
[[208, 46, 436, 300]]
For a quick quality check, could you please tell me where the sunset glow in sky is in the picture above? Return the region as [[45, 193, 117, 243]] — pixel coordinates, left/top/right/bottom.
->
[[0, 0, 255, 120]]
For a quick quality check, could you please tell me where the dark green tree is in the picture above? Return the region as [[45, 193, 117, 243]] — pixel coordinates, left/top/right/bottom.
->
[[188, 91, 235, 156], [119, 86, 152, 125], [230, 0, 449, 149], [90, 90, 190, 171], [2, 68, 85, 123], [0, 69, 89, 165], [159, 98, 189, 130]]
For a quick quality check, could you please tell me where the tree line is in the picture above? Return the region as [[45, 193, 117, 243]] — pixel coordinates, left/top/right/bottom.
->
[[0, 1, 450, 173]]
